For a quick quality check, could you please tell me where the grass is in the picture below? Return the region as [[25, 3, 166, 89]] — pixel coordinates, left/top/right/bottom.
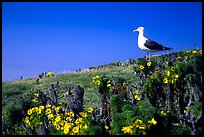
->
[[2, 61, 138, 114]]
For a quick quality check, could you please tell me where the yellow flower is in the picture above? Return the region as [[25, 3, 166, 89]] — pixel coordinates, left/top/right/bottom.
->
[[78, 124, 83, 128], [32, 98, 38, 102], [134, 95, 141, 101], [171, 67, 175, 71], [52, 105, 56, 109], [79, 112, 87, 118], [199, 49, 202, 55], [192, 50, 197, 54], [48, 113, 54, 119], [83, 124, 88, 129], [107, 80, 111, 83], [122, 126, 133, 134], [185, 56, 188, 60], [46, 104, 52, 108], [140, 65, 144, 70], [72, 126, 79, 134], [46, 108, 52, 114], [105, 125, 109, 130], [87, 107, 93, 113], [168, 79, 173, 84], [55, 106, 60, 112], [95, 75, 100, 79], [64, 127, 70, 134], [132, 119, 143, 128], [34, 93, 39, 97], [184, 107, 188, 113], [147, 61, 151, 67], [39, 105, 45, 110], [75, 118, 83, 124], [174, 74, 179, 79], [65, 92, 68, 96], [37, 109, 42, 114], [53, 121, 57, 126], [165, 70, 170, 76], [135, 90, 139, 95], [25, 117, 30, 124], [96, 80, 100, 85], [139, 126, 145, 130], [160, 111, 166, 117], [107, 83, 111, 87], [34, 106, 39, 111], [67, 112, 74, 117], [55, 115, 61, 122], [56, 125, 60, 130], [27, 109, 33, 115], [137, 119, 143, 124], [163, 78, 168, 84], [61, 126, 64, 131], [66, 116, 72, 121], [148, 118, 157, 125]]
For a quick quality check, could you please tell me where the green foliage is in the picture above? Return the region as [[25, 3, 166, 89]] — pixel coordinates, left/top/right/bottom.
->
[[110, 94, 126, 113], [143, 74, 163, 101], [170, 124, 191, 135], [2, 48, 202, 135], [110, 92, 158, 135], [189, 101, 202, 119], [3, 99, 25, 126]]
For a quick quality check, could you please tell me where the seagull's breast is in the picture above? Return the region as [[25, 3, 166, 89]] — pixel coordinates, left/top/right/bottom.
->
[[138, 34, 149, 51]]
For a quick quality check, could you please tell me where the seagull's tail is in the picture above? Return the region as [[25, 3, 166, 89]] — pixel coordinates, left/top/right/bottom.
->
[[163, 46, 173, 51]]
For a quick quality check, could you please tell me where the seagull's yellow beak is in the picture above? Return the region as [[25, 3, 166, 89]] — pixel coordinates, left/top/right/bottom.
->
[[133, 29, 138, 32]]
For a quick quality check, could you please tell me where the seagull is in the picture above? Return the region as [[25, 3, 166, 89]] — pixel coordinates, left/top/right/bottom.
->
[[133, 26, 172, 61]]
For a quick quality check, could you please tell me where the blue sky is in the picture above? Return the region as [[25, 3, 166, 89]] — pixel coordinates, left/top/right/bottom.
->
[[2, 2, 202, 82]]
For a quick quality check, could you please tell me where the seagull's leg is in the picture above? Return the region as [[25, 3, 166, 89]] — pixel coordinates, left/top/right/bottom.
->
[[149, 52, 151, 61], [146, 52, 150, 61], [146, 52, 148, 61]]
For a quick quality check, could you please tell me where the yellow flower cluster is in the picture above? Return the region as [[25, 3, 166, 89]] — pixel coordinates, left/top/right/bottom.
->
[[107, 80, 111, 87], [184, 106, 188, 114], [24, 105, 45, 129], [92, 75, 111, 87], [122, 118, 157, 135], [32, 93, 39, 103], [92, 75, 101, 85], [134, 90, 141, 101], [50, 108, 91, 135], [132, 119, 146, 130], [25, 104, 93, 135], [163, 67, 179, 84], [27, 105, 45, 115], [184, 49, 202, 56], [45, 72, 55, 77], [139, 61, 152, 70]]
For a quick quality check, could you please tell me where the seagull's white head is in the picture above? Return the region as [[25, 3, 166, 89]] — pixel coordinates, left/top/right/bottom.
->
[[133, 27, 144, 33]]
